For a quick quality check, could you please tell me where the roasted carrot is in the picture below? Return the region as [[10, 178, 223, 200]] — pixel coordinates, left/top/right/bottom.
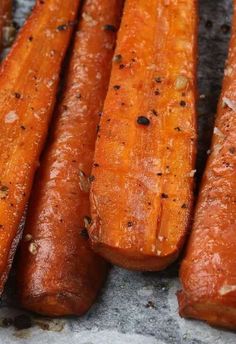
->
[[178, 1, 236, 330], [0, 0, 13, 50], [0, 0, 80, 295], [17, 0, 124, 316], [89, 0, 197, 271]]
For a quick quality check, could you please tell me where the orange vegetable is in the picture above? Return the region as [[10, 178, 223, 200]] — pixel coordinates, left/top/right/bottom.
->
[[178, 1, 236, 330], [0, 0, 13, 50], [89, 0, 197, 271], [17, 0, 123, 316], [0, 0, 80, 295]]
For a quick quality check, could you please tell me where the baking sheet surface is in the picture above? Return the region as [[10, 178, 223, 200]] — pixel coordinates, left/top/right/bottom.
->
[[0, 1, 235, 343]]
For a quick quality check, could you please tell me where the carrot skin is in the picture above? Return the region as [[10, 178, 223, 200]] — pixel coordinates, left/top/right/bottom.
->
[[17, 0, 124, 316], [89, 0, 197, 271], [0, 0, 80, 294], [178, 1, 236, 330]]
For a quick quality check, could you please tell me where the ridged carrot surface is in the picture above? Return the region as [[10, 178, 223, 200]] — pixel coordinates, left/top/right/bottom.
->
[[178, 0, 236, 330], [0, 0, 80, 294], [89, 0, 197, 271], [17, 0, 124, 316]]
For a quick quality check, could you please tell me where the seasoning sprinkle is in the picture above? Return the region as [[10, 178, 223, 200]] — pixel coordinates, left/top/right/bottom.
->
[[189, 169, 197, 177], [137, 116, 150, 126], [174, 127, 181, 131], [0, 185, 9, 199], [89, 175, 95, 182], [80, 228, 89, 239], [113, 54, 122, 63], [151, 109, 158, 116], [113, 85, 121, 90], [180, 100, 186, 107], [79, 170, 90, 193], [103, 24, 117, 32], [14, 92, 21, 99], [84, 216, 92, 228], [57, 24, 68, 31], [161, 193, 168, 199], [175, 75, 188, 90], [155, 77, 162, 83], [24, 234, 33, 242], [28, 242, 38, 255]]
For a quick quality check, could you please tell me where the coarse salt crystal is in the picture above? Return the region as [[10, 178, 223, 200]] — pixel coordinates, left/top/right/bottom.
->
[[222, 97, 236, 111], [224, 66, 233, 76], [213, 127, 225, 138], [28, 242, 38, 255], [96, 72, 102, 80], [189, 169, 197, 177], [219, 285, 236, 296], [147, 64, 157, 71], [175, 75, 188, 90], [5, 111, 18, 123]]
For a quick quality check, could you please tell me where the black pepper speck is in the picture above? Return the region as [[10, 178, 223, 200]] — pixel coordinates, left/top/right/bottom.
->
[[137, 116, 150, 126]]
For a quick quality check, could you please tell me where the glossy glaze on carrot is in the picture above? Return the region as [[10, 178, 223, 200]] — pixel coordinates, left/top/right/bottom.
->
[[0, 0, 80, 294], [89, 0, 197, 271], [178, 1, 236, 330], [17, 0, 124, 316]]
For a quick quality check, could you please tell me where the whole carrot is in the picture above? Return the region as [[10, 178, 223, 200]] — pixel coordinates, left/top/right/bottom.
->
[[17, 0, 124, 316], [178, 0, 236, 330], [0, 0, 80, 295], [89, 0, 197, 271]]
